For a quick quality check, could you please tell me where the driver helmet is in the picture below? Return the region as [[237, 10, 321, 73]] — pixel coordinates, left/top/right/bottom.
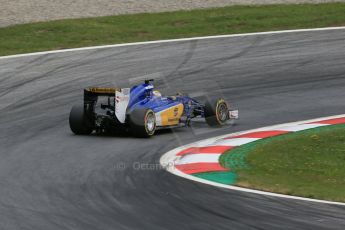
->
[[153, 90, 162, 97]]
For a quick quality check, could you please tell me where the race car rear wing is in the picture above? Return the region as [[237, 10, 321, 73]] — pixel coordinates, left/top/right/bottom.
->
[[84, 87, 120, 96], [84, 87, 120, 103], [83, 87, 130, 124]]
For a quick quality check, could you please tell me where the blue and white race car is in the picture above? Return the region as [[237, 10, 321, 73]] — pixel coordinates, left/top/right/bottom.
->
[[69, 79, 238, 137]]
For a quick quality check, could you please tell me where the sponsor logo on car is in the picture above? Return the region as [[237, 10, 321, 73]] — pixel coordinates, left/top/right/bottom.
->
[[174, 107, 179, 117]]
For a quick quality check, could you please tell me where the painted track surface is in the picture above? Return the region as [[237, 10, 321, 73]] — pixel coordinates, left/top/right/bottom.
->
[[1, 29, 345, 229]]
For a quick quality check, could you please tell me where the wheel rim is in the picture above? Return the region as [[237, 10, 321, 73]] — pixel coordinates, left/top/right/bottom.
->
[[217, 103, 228, 122], [146, 112, 155, 132]]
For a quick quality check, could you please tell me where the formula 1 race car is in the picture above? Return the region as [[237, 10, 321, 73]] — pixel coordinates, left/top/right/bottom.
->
[[69, 79, 238, 137]]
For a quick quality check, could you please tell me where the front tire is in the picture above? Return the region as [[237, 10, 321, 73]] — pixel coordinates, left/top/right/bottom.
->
[[204, 98, 229, 126], [69, 105, 93, 135], [129, 109, 156, 137]]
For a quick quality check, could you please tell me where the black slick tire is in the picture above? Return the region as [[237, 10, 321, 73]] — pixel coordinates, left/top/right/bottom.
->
[[69, 105, 93, 135], [129, 109, 156, 137], [204, 98, 229, 126]]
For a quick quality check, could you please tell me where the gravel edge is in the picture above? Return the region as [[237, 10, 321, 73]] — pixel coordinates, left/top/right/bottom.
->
[[1, 0, 345, 28]]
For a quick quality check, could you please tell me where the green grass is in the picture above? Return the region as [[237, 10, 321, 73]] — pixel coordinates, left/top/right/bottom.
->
[[193, 171, 237, 184], [1, 3, 345, 56], [220, 124, 345, 202]]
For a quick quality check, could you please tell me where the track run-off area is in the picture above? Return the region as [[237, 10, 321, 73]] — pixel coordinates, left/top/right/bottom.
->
[[161, 114, 345, 206], [1, 27, 345, 229]]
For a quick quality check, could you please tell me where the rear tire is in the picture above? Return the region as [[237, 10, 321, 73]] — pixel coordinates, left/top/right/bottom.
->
[[69, 105, 93, 135], [129, 109, 156, 137], [204, 98, 229, 126]]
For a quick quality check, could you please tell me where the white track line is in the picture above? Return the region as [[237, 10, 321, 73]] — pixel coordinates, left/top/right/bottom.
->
[[271, 123, 328, 132], [160, 114, 345, 206], [177, 154, 221, 165], [1, 26, 345, 60], [213, 137, 260, 146]]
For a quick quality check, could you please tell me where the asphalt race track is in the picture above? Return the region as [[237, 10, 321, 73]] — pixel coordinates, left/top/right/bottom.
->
[[1, 29, 345, 230]]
